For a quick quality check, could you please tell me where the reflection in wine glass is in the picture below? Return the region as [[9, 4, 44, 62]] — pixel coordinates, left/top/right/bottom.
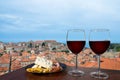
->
[[89, 29, 110, 79], [66, 29, 86, 76]]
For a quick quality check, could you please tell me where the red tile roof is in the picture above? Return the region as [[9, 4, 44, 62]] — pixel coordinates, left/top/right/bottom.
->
[[80, 58, 120, 70], [100, 58, 120, 70], [0, 67, 8, 72]]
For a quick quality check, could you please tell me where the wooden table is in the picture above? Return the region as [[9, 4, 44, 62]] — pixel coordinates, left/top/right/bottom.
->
[[0, 64, 120, 80]]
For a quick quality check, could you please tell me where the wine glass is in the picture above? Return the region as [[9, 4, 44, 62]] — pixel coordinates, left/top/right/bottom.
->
[[89, 29, 110, 79], [66, 29, 86, 76]]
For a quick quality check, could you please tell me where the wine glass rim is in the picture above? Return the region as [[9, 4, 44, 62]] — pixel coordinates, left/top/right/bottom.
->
[[68, 29, 85, 31], [90, 29, 110, 32], [66, 29, 86, 41]]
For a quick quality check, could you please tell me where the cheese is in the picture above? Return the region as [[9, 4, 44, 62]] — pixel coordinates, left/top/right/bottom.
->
[[34, 56, 53, 69]]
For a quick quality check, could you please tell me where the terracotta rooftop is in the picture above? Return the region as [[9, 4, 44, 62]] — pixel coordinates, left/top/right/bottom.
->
[[0, 49, 120, 75], [81, 58, 120, 70], [0, 67, 8, 72], [115, 58, 120, 62], [0, 54, 10, 64], [22, 51, 30, 56], [101, 58, 120, 70]]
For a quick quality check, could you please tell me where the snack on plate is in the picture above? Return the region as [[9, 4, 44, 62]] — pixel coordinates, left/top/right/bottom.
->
[[26, 56, 62, 73]]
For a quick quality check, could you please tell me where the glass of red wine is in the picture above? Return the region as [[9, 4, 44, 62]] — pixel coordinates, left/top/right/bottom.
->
[[89, 29, 110, 79], [66, 29, 86, 76]]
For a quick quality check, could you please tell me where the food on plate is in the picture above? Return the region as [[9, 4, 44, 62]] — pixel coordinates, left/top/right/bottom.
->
[[26, 56, 62, 73]]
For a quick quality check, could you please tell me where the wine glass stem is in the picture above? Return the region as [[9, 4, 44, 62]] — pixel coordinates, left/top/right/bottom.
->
[[98, 55, 101, 74], [75, 54, 78, 70]]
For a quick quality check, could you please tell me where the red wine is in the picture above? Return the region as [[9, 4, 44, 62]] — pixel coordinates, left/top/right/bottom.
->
[[67, 41, 85, 55], [89, 40, 110, 55]]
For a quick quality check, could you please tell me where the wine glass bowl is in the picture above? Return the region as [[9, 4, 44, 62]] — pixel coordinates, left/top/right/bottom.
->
[[67, 41, 85, 55], [89, 29, 110, 79], [89, 40, 110, 55], [66, 29, 86, 76]]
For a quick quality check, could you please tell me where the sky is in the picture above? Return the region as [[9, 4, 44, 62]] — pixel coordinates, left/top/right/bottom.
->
[[0, 0, 120, 43]]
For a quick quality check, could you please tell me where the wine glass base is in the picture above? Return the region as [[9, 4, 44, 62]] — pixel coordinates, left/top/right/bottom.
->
[[90, 71, 109, 79], [68, 70, 84, 77]]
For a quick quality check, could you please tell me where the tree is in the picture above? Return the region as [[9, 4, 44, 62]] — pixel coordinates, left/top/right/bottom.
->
[[52, 47, 56, 51], [42, 42, 46, 47], [0, 53, 3, 57]]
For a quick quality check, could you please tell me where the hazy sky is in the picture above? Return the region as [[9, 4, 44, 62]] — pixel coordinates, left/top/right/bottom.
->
[[0, 0, 120, 43]]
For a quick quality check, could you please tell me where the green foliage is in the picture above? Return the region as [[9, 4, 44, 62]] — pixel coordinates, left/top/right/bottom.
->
[[27, 51, 31, 53], [61, 50, 69, 53], [13, 50, 17, 52], [110, 43, 120, 52], [35, 45, 39, 48], [116, 46, 120, 51], [0, 53, 3, 57], [52, 47, 56, 50], [42, 42, 46, 47], [20, 50, 24, 52]]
